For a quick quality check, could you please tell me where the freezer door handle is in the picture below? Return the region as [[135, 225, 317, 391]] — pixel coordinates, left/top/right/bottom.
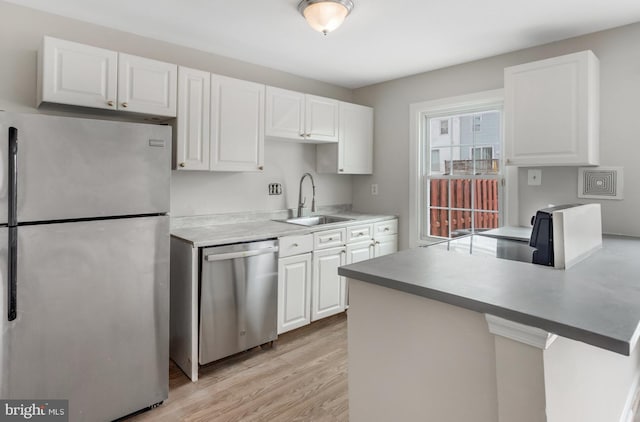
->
[[8, 126, 17, 226], [204, 246, 279, 262]]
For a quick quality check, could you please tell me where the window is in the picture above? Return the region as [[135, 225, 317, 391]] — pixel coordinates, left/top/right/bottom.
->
[[409, 90, 506, 245], [440, 119, 449, 135]]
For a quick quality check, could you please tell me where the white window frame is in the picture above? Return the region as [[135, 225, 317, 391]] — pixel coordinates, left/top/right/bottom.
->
[[409, 89, 519, 248]]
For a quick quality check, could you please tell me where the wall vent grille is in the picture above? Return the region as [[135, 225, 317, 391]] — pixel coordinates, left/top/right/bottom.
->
[[578, 167, 623, 200]]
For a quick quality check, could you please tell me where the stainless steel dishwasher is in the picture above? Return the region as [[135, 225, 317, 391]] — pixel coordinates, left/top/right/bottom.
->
[[199, 239, 279, 365]]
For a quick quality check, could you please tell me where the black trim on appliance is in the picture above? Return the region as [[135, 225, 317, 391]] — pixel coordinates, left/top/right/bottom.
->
[[8, 126, 18, 321]]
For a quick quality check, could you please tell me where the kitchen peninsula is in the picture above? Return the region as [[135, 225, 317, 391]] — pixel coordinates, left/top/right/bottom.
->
[[339, 235, 640, 422]]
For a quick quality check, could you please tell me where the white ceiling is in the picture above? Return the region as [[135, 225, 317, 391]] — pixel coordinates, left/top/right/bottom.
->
[[6, 0, 640, 88]]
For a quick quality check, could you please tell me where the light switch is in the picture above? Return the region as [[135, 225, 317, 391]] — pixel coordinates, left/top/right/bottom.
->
[[371, 184, 379, 195], [528, 169, 542, 186]]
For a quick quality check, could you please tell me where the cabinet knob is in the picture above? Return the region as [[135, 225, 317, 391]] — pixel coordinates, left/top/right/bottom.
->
[[328, 237, 333, 241], [339, 169, 344, 172], [384, 228, 390, 231], [375, 241, 381, 245], [341, 250, 346, 254], [107, 100, 114, 107], [179, 162, 185, 168], [258, 166, 264, 170], [357, 232, 364, 236], [305, 133, 311, 138], [121, 102, 129, 108], [292, 243, 298, 247], [299, 133, 305, 138]]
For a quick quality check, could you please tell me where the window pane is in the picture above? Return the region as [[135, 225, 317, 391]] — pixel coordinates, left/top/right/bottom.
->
[[429, 207, 449, 237], [429, 178, 449, 237], [458, 115, 475, 146], [472, 110, 501, 174], [430, 148, 445, 175], [474, 211, 499, 230], [429, 179, 448, 208], [429, 118, 451, 147], [473, 179, 500, 211], [449, 178, 472, 237]]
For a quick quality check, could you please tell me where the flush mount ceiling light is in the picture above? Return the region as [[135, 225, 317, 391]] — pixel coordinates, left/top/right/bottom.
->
[[298, 0, 354, 35]]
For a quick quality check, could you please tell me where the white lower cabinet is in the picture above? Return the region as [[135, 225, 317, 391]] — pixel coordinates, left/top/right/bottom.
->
[[374, 234, 398, 256], [277, 253, 311, 335], [311, 246, 346, 321], [346, 240, 374, 265], [277, 220, 397, 332]]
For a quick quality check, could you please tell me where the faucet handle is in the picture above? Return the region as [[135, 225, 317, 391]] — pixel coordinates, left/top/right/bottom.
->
[[300, 197, 307, 207]]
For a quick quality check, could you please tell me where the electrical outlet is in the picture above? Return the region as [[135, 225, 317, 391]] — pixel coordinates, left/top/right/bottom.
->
[[528, 169, 542, 186], [268, 183, 282, 195], [371, 184, 379, 195]]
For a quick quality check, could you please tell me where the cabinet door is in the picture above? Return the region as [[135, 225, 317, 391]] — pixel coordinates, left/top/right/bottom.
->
[[305, 95, 340, 142], [340, 103, 373, 174], [176, 66, 210, 170], [346, 240, 374, 265], [38, 36, 117, 110], [278, 254, 312, 334], [265, 86, 305, 140], [210, 75, 265, 171], [504, 50, 599, 166], [117, 53, 177, 117], [374, 234, 398, 257], [312, 246, 346, 321]]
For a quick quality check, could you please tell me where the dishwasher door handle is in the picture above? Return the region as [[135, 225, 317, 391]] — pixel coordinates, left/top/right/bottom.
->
[[204, 246, 279, 262]]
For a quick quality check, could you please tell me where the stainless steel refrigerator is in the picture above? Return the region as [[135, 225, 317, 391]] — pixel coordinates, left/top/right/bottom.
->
[[0, 112, 170, 421]]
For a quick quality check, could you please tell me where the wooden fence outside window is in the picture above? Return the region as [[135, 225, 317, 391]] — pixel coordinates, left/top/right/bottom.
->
[[429, 178, 499, 237]]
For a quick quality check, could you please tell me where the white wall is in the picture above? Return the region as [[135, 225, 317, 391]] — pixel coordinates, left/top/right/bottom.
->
[[353, 23, 640, 248], [0, 1, 354, 217]]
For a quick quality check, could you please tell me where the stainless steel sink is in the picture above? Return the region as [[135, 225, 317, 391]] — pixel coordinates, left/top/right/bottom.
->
[[279, 215, 354, 227]]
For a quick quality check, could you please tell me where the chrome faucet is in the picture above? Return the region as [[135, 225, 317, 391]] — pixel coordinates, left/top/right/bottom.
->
[[297, 173, 316, 217]]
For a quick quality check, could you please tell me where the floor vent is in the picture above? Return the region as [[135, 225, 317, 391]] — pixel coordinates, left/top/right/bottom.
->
[[578, 167, 623, 200]]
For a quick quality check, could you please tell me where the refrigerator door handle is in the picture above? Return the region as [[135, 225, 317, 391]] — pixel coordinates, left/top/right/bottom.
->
[[8, 226, 17, 321], [8, 126, 18, 321]]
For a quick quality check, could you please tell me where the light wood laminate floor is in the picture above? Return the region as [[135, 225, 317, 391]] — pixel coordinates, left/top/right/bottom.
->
[[126, 313, 348, 422]]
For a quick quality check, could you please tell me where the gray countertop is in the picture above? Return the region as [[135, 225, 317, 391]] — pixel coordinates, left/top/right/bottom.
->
[[171, 212, 397, 247], [339, 235, 640, 356]]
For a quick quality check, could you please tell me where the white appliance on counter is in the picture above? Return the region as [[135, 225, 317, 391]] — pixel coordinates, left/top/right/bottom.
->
[[0, 112, 170, 421]]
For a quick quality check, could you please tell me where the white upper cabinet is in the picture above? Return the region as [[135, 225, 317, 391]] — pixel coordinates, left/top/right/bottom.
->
[[265, 87, 305, 139], [317, 102, 373, 174], [176, 66, 210, 170], [265, 87, 339, 143], [38, 36, 177, 117], [210, 75, 265, 172], [305, 95, 340, 142], [117, 53, 177, 117], [504, 50, 599, 166], [38, 36, 118, 110]]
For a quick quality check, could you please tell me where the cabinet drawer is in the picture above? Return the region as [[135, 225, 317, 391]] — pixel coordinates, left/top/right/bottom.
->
[[279, 234, 313, 258], [346, 224, 373, 243], [374, 219, 398, 237], [313, 228, 346, 249]]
